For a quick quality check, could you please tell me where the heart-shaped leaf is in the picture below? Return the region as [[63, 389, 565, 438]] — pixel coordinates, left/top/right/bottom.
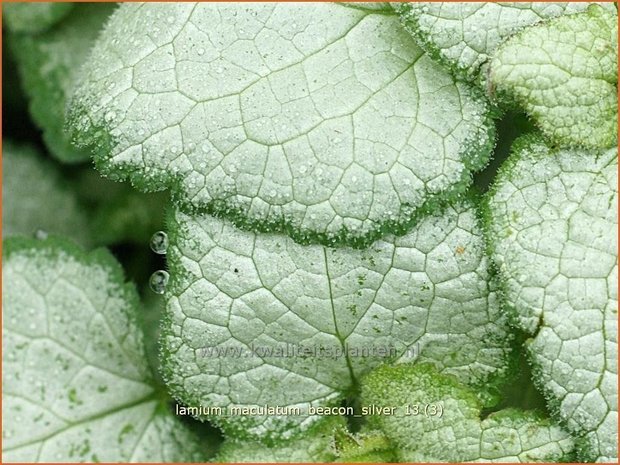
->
[[160, 199, 513, 441]]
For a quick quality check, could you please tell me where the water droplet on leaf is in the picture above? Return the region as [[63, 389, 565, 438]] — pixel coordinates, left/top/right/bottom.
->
[[149, 270, 169, 294], [150, 231, 169, 254]]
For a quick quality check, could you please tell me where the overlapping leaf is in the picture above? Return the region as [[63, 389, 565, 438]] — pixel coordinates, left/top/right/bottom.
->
[[10, 3, 116, 163], [394, 2, 615, 81], [484, 137, 618, 462], [362, 363, 575, 462], [67, 2, 494, 246], [2, 238, 210, 462], [2, 141, 91, 246], [161, 200, 513, 441], [489, 6, 617, 149]]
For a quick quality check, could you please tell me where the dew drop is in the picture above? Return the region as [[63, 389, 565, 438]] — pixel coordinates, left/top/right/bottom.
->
[[149, 270, 170, 294], [150, 231, 169, 255]]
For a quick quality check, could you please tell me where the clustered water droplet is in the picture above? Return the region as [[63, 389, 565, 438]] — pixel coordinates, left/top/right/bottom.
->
[[149, 270, 170, 295], [150, 231, 169, 255]]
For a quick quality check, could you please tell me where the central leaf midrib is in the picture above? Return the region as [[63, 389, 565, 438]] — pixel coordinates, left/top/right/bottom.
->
[[322, 248, 358, 392], [3, 391, 160, 453]]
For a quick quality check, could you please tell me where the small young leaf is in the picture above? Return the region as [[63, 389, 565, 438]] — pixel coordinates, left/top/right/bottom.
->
[[489, 6, 617, 149], [362, 363, 575, 462], [214, 417, 343, 463], [160, 200, 513, 441], [484, 136, 617, 462], [2, 238, 210, 462], [394, 2, 615, 81], [67, 2, 494, 246], [10, 3, 117, 163], [3, 2, 73, 34], [333, 428, 396, 463], [2, 141, 91, 247]]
